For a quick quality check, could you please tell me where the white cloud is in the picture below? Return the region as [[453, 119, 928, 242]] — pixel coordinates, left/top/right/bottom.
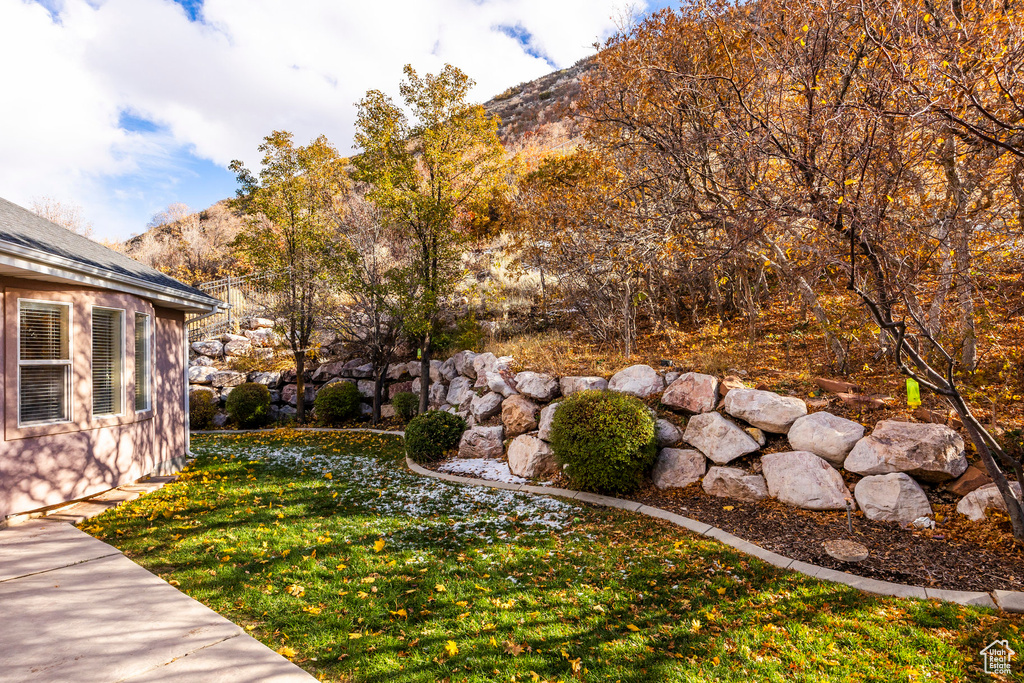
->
[[0, 0, 641, 239]]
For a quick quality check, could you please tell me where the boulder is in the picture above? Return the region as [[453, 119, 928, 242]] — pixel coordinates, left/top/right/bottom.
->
[[844, 420, 968, 483], [814, 377, 861, 394], [854, 473, 933, 523], [608, 365, 665, 398], [956, 481, 1023, 521], [745, 427, 766, 447], [718, 375, 746, 399], [655, 418, 683, 447], [312, 361, 346, 382], [501, 395, 540, 437], [661, 373, 719, 413], [189, 385, 218, 401], [251, 317, 275, 329], [470, 392, 504, 421], [472, 353, 498, 386], [411, 377, 422, 395], [221, 333, 248, 344], [787, 412, 865, 467], [701, 466, 769, 502], [429, 359, 443, 382], [380, 404, 396, 419], [187, 365, 218, 385], [761, 451, 854, 511], [343, 362, 374, 379], [212, 412, 229, 428], [486, 371, 519, 398], [190, 355, 213, 367], [663, 371, 681, 385], [458, 425, 505, 459], [428, 382, 447, 409], [387, 363, 408, 380], [243, 328, 276, 347], [723, 389, 807, 433], [357, 380, 376, 398], [454, 350, 478, 378], [559, 376, 608, 396], [682, 412, 760, 464], [219, 386, 235, 402], [271, 404, 297, 422], [651, 448, 706, 489], [946, 465, 992, 497], [282, 383, 316, 406], [191, 340, 224, 358], [407, 360, 422, 378], [223, 339, 252, 356], [439, 356, 458, 382], [507, 434, 559, 479], [446, 376, 475, 409], [211, 370, 246, 388], [537, 402, 560, 442], [514, 372, 560, 402], [388, 380, 413, 399], [248, 371, 281, 387]]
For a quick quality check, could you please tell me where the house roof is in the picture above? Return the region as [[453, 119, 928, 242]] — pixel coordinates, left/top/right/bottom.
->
[[0, 197, 222, 314]]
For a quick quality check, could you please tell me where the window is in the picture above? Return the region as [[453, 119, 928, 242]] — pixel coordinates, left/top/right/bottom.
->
[[92, 307, 124, 416], [18, 301, 72, 425], [134, 313, 151, 411]]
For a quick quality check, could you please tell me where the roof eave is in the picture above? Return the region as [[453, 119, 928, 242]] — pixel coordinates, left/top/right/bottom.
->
[[0, 239, 222, 314]]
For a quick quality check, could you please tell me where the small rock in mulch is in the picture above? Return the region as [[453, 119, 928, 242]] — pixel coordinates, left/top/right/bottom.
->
[[824, 539, 869, 562]]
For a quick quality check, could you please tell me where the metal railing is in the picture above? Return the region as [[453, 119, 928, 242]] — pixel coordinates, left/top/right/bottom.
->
[[186, 271, 281, 342]]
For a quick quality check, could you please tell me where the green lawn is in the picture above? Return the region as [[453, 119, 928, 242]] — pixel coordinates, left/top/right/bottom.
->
[[83, 431, 1022, 682]]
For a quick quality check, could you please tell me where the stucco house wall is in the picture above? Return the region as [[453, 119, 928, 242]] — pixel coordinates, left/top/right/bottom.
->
[[0, 278, 188, 519]]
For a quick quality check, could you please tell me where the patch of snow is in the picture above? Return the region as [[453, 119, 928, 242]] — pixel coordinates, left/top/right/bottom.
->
[[437, 458, 529, 485]]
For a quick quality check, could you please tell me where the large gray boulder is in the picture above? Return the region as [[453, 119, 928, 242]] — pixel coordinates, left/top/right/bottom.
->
[[702, 466, 769, 502], [502, 395, 540, 438], [486, 371, 519, 398], [439, 356, 458, 382], [651, 448, 706, 489], [243, 327, 276, 346], [761, 451, 854, 511], [723, 389, 807, 433], [211, 370, 246, 388], [429, 359, 443, 382], [956, 482, 1023, 521], [428, 382, 447, 409], [190, 355, 214, 367], [682, 412, 760, 464], [661, 373, 719, 413], [514, 372, 560, 402], [191, 340, 223, 358], [559, 376, 608, 396], [357, 380, 376, 399], [343, 362, 374, 379], [458, 425, 505, 459], [656, 418, 683, 447], [386, 363, 408, 380], [187, 365, 218, 384], [408, 360, 422, 378], [507, 434, 559, 479], [854, 473, 933, 523], [223, 339, 252, 357], [282, 383, 316, 406], [454, 350, 478, 378], [311, 361, 345, 381], [189, 385, 218, 401], [472, 353, 498, 387], [787, 412, 865, 467], [470, 392, 504, 421], [608, 365, 665, 398], [446, 376, 475, 409], [248, 371, 281, 387], [844, 420, 968, 483], [537, 402, 560, 442]]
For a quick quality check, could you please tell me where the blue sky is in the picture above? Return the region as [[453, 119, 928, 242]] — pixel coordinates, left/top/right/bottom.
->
[[0, 0, 676, 240]]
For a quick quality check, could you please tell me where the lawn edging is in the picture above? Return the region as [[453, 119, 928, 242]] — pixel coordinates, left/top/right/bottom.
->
[[190, 426, 1022, 614]]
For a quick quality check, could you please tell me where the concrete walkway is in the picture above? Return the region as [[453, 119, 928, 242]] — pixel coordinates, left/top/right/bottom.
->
[[0, 494, 315, 682]]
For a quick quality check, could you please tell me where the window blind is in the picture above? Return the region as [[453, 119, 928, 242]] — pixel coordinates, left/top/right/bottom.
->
[[19, 301, 71, 425], [134, 313, 150, 411], [93, 308, 123, 416]]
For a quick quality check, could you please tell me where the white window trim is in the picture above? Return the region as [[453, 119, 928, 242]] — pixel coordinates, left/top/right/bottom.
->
[[91, 305, 126, 419], [17, 298, 73, 428], [134, 312, 152, 413]]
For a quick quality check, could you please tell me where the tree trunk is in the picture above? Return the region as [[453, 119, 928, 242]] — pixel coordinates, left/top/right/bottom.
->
[[372, 364, 386, 425], [295, 351, 306, 424], [954, 226, 977, 371], [418, 336, 431, 414]]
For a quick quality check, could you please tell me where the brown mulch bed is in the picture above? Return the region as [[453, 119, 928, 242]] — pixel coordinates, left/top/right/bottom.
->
[[622, 482, 1024, 594]]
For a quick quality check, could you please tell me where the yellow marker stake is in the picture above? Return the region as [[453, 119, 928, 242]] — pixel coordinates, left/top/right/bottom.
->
[[906, 378, 921, 408]]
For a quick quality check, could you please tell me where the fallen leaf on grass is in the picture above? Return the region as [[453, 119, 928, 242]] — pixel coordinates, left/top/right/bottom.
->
[[373, 538, 386, 553], [627, 624, 640, 632], [445, 640, 459, 656], [276, 646, 297, 658]]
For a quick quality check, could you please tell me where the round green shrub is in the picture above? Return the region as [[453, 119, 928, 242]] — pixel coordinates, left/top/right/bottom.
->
[[405, 410, 467, 463], [189, 391, 218, 430], [392, 391, 419, 422], [549, 390, 657, 494], [225, 382, 271, 428], [314, 381, 362, 426]]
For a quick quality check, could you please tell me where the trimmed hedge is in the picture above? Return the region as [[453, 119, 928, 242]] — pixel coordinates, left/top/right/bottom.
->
[[225, 382, 271, 428], [549, 390, 657, 494], [392, 391, 419, 422], [405, 410, 466, 464], [189, 391, 218, 430], [314, 381, 362, 426]]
